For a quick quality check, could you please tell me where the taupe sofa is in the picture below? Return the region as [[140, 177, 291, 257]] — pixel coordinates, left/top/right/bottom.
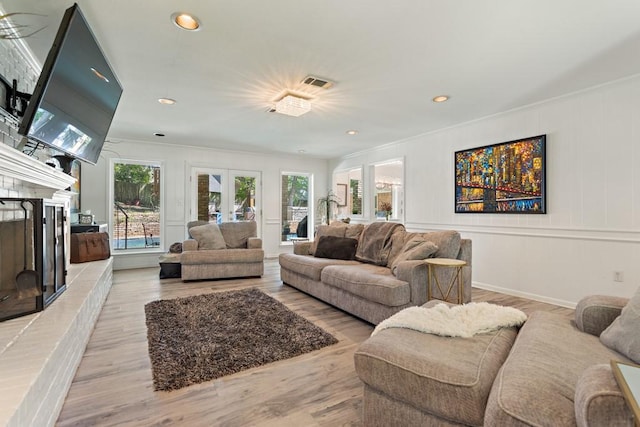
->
[[181, 221, 264, 281], [354, 294, 636, 426], [279, 222, 472, 325]]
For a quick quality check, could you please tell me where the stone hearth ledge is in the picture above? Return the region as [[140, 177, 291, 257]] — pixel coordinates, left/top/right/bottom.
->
[[0, 258, 113, 427]]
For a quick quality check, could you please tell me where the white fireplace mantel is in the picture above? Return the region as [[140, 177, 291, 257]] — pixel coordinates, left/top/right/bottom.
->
[[0, 142, 76, 197]]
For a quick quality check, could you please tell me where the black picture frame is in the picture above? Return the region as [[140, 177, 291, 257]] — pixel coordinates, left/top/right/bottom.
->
[[454, 135, 546, 214]]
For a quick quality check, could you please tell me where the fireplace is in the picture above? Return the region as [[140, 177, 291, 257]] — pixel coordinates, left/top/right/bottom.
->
[[0, 198, 67, 321]]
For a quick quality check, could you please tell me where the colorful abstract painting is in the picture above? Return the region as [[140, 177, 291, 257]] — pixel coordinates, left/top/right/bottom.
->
[[455, 135, 546, 213]]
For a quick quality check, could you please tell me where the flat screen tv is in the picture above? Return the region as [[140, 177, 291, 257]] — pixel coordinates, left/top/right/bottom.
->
[[18, 3, 122, 165]]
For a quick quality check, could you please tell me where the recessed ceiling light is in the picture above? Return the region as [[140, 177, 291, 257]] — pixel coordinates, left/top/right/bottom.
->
[[171, 12, 201, 31], [298, 149, 306, 153], [346, 130, 358, 135], [154, 132, 165, 137], [158, 98, 176, 105], [432, 95, 449, 103]]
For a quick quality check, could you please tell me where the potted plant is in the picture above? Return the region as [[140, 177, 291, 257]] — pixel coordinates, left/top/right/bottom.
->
[[317, 190, 340, 225], [379, 201, 392, 221]]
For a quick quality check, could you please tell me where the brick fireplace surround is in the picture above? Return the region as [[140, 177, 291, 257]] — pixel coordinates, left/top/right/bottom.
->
[[0, 141, 113, 426]]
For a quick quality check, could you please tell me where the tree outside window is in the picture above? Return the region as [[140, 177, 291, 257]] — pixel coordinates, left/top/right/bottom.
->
[[281, 173, 310, 241], [112, 161, 162, 250]]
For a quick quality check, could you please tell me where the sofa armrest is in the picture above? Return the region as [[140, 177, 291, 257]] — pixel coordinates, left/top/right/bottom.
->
[[458, 239, 472, 303], [395, 260, 429, 306], [574, 364, 634, 427], [575, 295, 629, 336], [293, 241, 312, 255], [183, 239, 198, 251], [247, 237, 262, 249]]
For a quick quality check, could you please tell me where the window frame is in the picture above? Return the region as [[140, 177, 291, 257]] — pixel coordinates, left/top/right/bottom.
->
[[333, 166, 364, 219], [370, 158, 404, 222], [280, 170, 313, 245], [108, 158, 165, 253]]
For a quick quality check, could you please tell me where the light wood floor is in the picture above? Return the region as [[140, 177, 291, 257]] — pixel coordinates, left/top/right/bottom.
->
[[56, 259, 572, 427]]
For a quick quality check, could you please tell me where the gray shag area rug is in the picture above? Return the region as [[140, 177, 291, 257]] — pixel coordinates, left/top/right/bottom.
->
[[144, 288, 338, 391]]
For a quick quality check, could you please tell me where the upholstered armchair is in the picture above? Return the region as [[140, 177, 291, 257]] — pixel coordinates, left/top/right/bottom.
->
[[181, 221, 264, 281]]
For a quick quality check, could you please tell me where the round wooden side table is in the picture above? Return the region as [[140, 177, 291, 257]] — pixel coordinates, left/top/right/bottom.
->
[[425, 258, 466, 304]]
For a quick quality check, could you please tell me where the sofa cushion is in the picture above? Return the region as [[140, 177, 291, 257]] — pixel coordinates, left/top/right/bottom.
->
[[600, 287, 640, 364], [485, 311, 634, 426], [321, 264, 410, 306], [186, 220, 209, 238], [344, 223, 365, 240], [189, 224, 227, 250], [310, 225, 346, 255], [219, 221, 257, 248], [278, 253, 359, 282], [355, 326, 518, 426], [427, 230, 461, 259], [389, 230, 461, 265], [181, 248, 264, 264], [390, 237, 438, 275], [314, 236, 358, 260]]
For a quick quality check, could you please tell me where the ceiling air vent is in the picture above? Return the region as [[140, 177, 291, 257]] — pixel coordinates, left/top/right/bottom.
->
[[302, 76, 334, 89]]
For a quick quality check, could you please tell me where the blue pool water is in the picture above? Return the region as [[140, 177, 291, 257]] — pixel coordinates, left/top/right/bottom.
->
[[112, 237, 160, 249]]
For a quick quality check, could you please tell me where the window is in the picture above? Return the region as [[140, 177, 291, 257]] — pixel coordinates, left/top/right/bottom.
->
[[281, 172, 310, 242], [110, 160, 162, 251], [373, 160, 403, 221], [191, 168, 261, 226], [334, 167, 363, 218]]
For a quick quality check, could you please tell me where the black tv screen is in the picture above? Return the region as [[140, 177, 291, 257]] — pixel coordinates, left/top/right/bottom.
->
[[18, 3, 122, 165]]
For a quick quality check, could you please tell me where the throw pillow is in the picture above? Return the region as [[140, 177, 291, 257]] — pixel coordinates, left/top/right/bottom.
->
[[387, 230, 409, 267], [219, 221, 257, 248], [189, 224, 227, 250], [314, 236, 358, 260], [169, 242, 183, 253], [390, 237, 439, 276], [186, 220, 209, 238], [600, 287, 640, 364], [415, 230, 461, 259], [310, 225, 346, 255]]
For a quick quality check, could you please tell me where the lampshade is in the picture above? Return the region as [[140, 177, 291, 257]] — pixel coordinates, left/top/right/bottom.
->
[[275, 94, 311, 117]]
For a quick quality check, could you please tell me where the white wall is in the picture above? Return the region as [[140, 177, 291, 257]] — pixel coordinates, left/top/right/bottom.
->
[[331, 74, 640, 307], [4, 23, 638, 303], [81, 140, 328, 269]]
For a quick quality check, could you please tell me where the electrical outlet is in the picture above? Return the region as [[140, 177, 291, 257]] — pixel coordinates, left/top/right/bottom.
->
[[613, 271, 624, 282]]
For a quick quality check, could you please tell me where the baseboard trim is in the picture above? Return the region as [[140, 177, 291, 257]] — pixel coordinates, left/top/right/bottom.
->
[[473, 281, 577, 309]]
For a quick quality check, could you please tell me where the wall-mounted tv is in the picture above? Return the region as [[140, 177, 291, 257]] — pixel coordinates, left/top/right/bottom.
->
[[18, 3, 122, 165], [454, 135, 546, 214]]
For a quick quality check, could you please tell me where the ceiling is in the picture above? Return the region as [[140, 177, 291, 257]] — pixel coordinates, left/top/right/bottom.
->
[[3, 1, 640, 159]]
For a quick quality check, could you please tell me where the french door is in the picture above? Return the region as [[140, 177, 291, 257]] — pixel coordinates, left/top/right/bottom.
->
[[190, 167, 261, 231]]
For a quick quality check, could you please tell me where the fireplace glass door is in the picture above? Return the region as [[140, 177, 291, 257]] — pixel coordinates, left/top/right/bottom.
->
[[0, 198, 67, 322], [43, 203, 67, 305]]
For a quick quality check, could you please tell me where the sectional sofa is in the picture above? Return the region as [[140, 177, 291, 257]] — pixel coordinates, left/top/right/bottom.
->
[[354, 292, 638, 426], [279, 222, 472, 324]]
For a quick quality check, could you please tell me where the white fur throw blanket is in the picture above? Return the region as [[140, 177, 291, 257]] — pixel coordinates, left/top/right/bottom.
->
[[372, 302, 527, 338]]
